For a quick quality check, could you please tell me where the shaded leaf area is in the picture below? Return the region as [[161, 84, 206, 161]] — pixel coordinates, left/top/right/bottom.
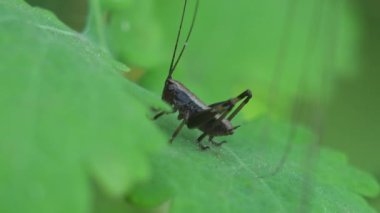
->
[[101, 0, 165, 69], [0, 1, 167, 213], [93, 184, 170, 213], [129, 116, 379, 212], [85, 0, 165, 69]]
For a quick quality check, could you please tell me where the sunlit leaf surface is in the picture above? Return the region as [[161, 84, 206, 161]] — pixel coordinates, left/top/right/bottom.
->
[[0, 1, 166, 212]]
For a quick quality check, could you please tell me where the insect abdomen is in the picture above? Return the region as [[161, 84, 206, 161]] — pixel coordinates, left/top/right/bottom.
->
[[199, 119, 234, 136]]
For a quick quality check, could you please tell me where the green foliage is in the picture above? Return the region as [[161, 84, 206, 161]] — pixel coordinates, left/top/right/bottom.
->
[[0, 1, 166, 212], [0, 0, 378, 213], [128, 117, 379, 212], [102, 0, 165, 68]]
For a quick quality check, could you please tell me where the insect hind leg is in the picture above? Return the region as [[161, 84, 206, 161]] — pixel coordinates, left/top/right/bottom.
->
[[187, 89, 252, 128], [227, 89, 253, 121], [207, 89, 252, 122]]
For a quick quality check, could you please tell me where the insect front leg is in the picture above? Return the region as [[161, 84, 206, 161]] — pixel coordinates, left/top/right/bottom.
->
[[169, 120, 185, 144], [152, 108, 177, 120]]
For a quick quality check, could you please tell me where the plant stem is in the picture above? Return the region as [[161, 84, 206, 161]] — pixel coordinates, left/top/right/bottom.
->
[[84, 0, 108, 50]]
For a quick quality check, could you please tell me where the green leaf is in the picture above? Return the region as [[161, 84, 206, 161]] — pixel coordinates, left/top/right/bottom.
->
[[0, 1, 166, 212], [130, 117, 379, 212], [101, 0, 165, 68]]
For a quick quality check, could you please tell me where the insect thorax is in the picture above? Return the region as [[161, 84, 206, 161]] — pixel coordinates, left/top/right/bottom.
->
[[163, 78, 209, 120]]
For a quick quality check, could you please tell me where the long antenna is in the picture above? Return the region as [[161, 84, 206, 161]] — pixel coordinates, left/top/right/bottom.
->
[[167, 0, 200, 79], [168, 0, 188, 79], [171, 0, 200, 72]]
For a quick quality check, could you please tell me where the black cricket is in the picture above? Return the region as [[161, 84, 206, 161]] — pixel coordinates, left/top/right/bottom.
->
[[154, 0, 252, 149]]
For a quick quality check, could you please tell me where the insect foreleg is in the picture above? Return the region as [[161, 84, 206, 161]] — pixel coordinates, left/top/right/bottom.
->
[[169, 120, 186, 143], [153, 111, 166, 120], [153, 108, 177, 120]]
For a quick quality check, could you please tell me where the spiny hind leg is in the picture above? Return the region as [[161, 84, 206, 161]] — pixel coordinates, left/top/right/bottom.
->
[[208, 89, 253, 121], [206, 90, 252, 147], [204, 89, 252, 127], [186, 89, 252, 128], [226, 89, 252, 121], [187, 98, 236, 129]]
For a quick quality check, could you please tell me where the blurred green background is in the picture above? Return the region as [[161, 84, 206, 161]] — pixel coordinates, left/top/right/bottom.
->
[[25, 0, 380, 209]]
